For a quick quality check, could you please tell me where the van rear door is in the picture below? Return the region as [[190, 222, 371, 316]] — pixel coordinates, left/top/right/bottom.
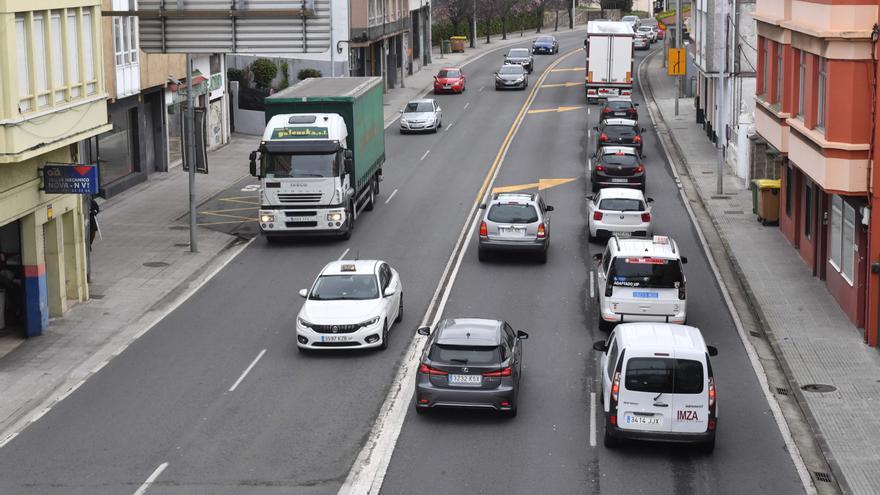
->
[[670, 354, 710, 434], [587, 35, 611, 83], [618, 354, 675, 433], [608, 257, 683, 318], [609, 35, 633, 85]]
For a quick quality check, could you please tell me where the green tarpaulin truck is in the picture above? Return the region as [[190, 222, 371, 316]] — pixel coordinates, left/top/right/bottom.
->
[[249, 77, 385, 240]]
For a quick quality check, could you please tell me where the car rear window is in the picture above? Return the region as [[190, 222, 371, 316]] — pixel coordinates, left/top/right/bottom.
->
[[602, 125, 637, 139], [429, 344, 502, 364], [624, 358, 704, 394], [600, 153, 639, 166], [487, 204, 539, 223], [509, 49, 529, 57], [438, 69, 460, 78], [606, 101, 632, 110], [599, 198, 644, 212], [610, 257, 683, 288]]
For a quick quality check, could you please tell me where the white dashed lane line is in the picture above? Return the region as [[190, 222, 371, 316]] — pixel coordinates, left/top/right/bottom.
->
[[385, 189, 399, 204], [420, 150, 430, 161], [133, 462, 169, 495], [228, 349, 267, 393]]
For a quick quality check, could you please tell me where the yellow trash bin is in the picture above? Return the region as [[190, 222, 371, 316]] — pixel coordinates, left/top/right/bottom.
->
[[754, 179, 781, 226], [450, 36, 468, 53]]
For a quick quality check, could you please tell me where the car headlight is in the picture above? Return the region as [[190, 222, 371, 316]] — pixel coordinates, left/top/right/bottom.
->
[[360, 316, 380, 327], [260, 214, 275, 222], [298, 317, 313, 328], [400, 118, 408, 124], [327, 212, 343, 222], [515, 77, 524, 83]]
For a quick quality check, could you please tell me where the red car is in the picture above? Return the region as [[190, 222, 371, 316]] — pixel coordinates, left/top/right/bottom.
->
[[656, 28, 665, 40], [434, 67, 466, 94]]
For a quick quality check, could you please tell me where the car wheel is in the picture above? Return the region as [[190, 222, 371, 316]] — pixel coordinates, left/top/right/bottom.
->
[[501, 402, 518, 418], [415, 403, 428, 415], [365, 178, 376, 211], [537, 250, 548, 264], [265, 235, 279, 244], [396, 293, 403, 322], [297, 346, 309, 354], [379, 320, 389, 350], [495, 85, 501, 91], [478, 247, 490, 262], [591, 182, 599, 193], [698, 436, 716, 454], [587, 227, 594, 242], [599, 318, 615, 332], [604, 423, 620, 448]]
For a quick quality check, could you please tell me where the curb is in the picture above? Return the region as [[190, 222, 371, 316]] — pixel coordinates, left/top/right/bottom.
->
[[637, 47, 826, 494]]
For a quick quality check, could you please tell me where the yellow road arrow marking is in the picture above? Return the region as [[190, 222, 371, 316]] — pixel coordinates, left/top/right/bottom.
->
[[492, 178, 577, 193], [527, 106, 583, 114], [550, 67, 586, 72], [541, 82, 583, 88]]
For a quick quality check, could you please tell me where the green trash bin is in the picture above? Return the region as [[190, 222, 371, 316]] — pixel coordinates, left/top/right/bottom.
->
[[441, 40, 452, 55], [749, 180, 758, 214]]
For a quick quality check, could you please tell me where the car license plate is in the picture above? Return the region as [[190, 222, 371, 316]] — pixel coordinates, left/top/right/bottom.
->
[[633, 291, 659, 299], [500, 227, 526, 236], [613, 231, 632, 238], [449, 374, 482, 386], [614, 111, 625, 116], [289, 216, 314, 222], [320, 335, 351, 342], [443, 85, 451, 89], [625, 415, 661, 425], [610, 178, 629, 183]]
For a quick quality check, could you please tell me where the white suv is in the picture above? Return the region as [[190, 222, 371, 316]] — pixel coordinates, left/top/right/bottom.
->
[[593, 236, 688, 332], [296, 260, 403, 351], [593, 323, 719, 452]]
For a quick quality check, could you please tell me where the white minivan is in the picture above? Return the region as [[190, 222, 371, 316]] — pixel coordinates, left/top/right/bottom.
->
[[593, 323, 718, 452]]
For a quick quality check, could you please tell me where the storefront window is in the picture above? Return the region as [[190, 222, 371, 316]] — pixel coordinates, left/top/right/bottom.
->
[[98, 106, 138, 185], [829, 194, 857, 285], [167, 103, 182, 166]]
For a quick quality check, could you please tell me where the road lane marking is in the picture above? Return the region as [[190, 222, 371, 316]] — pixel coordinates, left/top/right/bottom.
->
[[588, 158, 592, 171], [464, 102, 470, 110], [589, 270, 595, 299], [338, 248, 350, 260], [492, 178, 577, 193], [588, 107, 591, 115], [479, 85, 485, 92], [420, 150, 430, 161], [589, 392, 597, 447], [384, 189, 398, 204], [541, 82, 582, 88], [228, 349, 267, 392], [550, 67, 586, 72], [445, 121, 454, 131], [133, 462, 169, 495], [587, 128, 591, 139], [339, 47, 583, 495], [527, 105, 583, 114]]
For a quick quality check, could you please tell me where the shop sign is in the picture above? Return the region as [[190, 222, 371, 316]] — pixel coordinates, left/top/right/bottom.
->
[[42, 164, 99, 194]]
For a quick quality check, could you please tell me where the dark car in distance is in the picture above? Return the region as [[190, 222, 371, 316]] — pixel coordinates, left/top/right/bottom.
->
[[600, 97, 638, 122], [595, 118, 645, 155], [532, 35, 559, 54], [415, 318, 529, 417], [591, 146, 646, 192], [504, 48, 534, 73], [495, 64, 529, 90]]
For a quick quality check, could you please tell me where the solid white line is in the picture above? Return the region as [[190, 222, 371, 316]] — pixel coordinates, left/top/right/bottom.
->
[[589, 270, 595, 299], [587, 158, 592, 172], [338, 248, 350, 261], [587, 107, 591, 115], [228, 349, 267, 392], [384, 189, 399, 204], [420, 150, 430, 161], [133, 462, 169, 495], [589, 392, 597, 447], [464, 102, 470, 110], [637, 49, 817, 495], [587, 128, 591, 139]]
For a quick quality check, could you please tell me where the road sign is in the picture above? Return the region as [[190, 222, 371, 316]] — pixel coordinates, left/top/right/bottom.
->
[[668, 48, 686, 76], [181, 107, 209, 174], [42, 165, 99, 194]]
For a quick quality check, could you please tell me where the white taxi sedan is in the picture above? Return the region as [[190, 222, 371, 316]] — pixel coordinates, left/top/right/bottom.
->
[[296, 260, 403, 351], [588, 188, 654, 241]]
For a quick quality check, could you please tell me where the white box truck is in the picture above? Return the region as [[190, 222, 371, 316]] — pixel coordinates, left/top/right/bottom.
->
[[585, 21, 635, 104]]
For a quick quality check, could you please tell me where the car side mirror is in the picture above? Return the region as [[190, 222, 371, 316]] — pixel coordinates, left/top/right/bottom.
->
[[545, 205, 554, 212], [707, 345, 718, 357], [479, 203, 487, 209], [494, 72, 499, 76], [249, 151, 259, 177], [437, 107, 442, 112], [383, 286, 398, 297], [298, 289, 308, 298], [417, 326, 431, 336], [681, 256, 688, 264], [647, 197, 654, 203], [517, 330, 529, 340], [399, 109, 404, 113], [593, 340, 608, 352], [635, 103, 640, 106], [343, 149, 354, 174], [592, 253, 602, 262]]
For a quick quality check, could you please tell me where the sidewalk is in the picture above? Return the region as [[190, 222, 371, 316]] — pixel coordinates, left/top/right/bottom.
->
[[643, 50, 880, 494], [0, 24, 587, 446]]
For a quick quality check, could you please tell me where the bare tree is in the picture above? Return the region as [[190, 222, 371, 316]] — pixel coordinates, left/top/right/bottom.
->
[[434, 0, 473, 36], [477, 0, 504, 43], [498, 0, 523, 40]]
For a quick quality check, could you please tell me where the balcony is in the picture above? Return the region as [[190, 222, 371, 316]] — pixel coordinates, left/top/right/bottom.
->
[[787, 119, 869, 194], [753, 0, 790, 25], [755, 99, 790, 154]]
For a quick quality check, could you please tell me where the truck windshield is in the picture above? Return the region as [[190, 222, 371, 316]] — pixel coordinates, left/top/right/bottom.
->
[[263, 152, 337, 178]]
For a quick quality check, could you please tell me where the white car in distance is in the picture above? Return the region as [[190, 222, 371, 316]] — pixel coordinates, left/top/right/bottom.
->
[[296, 260, 403, 351], [588, 188, 654, 241]]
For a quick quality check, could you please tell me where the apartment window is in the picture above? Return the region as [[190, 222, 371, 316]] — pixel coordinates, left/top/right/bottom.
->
[[761, 40, 769, 97], [785, 164, 794, 217], [797, 50, 806, 118], [16, 15, 31, 112], [113, 0, 138, 67], [804, 180, 813, 240], [829, 195, 857, 283], [51, 11, 65, 103], [67, 11, 81, 98], [817, 57, 827, 129], [83, 10, 96, 95], [776, 44, 783, 105], [33, 13, 50, 108]]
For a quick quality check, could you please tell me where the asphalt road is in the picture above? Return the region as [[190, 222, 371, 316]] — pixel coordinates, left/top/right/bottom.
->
[[0, 32, 804, 495]]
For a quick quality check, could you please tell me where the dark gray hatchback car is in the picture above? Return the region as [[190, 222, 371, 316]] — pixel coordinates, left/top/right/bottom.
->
[[415, 318, 529, 417]]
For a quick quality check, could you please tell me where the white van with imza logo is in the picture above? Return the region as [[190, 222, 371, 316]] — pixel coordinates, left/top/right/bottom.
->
[[593, 235, 687, 332], [593, 323, 719, 452]]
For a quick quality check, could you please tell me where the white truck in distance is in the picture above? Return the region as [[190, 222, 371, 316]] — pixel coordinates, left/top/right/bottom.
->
[[585, 21, 635, 104]]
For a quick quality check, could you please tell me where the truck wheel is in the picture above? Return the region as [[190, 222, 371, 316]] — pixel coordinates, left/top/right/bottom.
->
[[604, 423, 619, 448], [342, 201, 355, 240], [365, 179, 376, 212], [599, 318, 614, 332]]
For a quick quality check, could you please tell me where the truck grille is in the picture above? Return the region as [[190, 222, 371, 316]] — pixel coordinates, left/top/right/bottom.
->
[[277, 193, 322, 203], [285, 221, 318, 228], [284, 211, 317, 217], [311, 323, 362, 334]]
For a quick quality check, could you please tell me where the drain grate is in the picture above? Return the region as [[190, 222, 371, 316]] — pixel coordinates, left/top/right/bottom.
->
[[710, 195, 731, 199], [702, 171, 714, 174], [90, 294, 104, 300], [169, 226, 188, 231], [174, 242, 190, 247], [749, 330, 762, 338], [143, 261, 170, 268], [775, 387, 790, 396], [802, 383, 837, 393], [724, 210, 745, 215], [814, 472, 833, 483]]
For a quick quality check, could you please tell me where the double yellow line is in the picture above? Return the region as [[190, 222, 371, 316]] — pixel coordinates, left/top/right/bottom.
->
[[473, 48, 583, 204]]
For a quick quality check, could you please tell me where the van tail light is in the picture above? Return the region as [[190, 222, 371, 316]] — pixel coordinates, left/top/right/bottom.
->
[[596, 164, 605, 172], [593, 211, 604, 221], [708, 376, 716, 407], [418, 363, 448, 376], [599, 133, 608, 141], [537, 223, 547, 239], [479, 221, 488, 237], [482, 367, 513, 377], [641, 212, 651, 222], [633, 135, 642, 143], [678, 281, 686, 300], [611, 371, 620, 403], [634, 165, 644, 173]]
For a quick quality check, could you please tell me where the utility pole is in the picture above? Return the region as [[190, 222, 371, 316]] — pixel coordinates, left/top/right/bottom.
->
[[570, 0, 575, 30], [674, 0, 680, 116], [717, 0, 728, 194], [471, 0, 477, 48], [329, 2, 335, 77], [185, 54, 198, 253]]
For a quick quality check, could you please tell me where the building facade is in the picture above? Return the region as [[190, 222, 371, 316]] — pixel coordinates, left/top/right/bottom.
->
[[0, 0, 111, 336], [753, 0, 876, 341], [349, 0, 411, 91]]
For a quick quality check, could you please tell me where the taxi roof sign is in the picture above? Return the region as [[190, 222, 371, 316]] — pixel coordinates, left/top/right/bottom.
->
[[653, 235, 669, 245], [341, 263, 357, 272]]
